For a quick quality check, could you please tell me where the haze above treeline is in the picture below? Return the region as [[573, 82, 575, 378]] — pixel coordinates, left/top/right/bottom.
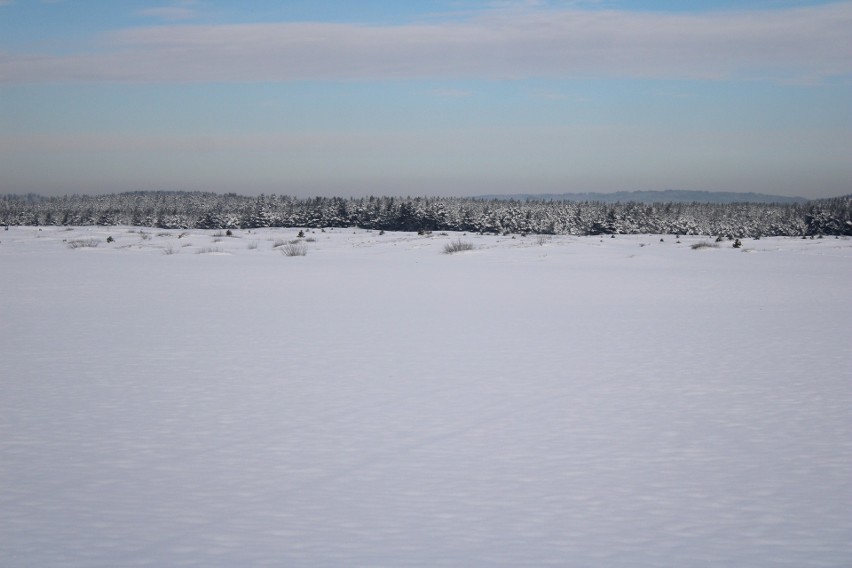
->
[[475, 190, 810, 204], [1, 189, 816, 205]]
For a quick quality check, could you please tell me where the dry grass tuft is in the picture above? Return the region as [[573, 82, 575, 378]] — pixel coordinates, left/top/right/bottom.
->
[[444, 239, 475, 254]]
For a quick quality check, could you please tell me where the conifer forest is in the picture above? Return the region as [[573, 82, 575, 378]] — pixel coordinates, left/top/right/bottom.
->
[[2, 192, 850, 237]]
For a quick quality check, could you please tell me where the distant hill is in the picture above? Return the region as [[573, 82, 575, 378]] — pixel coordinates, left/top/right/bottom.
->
[[475, 190, 809, 204]]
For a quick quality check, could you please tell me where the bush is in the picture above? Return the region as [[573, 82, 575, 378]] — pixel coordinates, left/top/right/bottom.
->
[[444, 239, 475, 254], [691, 241, 719, 250], [280, 243, 307, 256], [67, 238, 99, 249], [196, 246, 222, 254]]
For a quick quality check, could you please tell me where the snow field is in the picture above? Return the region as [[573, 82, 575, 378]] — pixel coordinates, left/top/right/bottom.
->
[[1, 226, 851, 567]]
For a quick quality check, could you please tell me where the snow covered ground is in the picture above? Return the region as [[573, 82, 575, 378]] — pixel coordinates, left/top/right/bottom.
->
[[2, 226, 851, 567]]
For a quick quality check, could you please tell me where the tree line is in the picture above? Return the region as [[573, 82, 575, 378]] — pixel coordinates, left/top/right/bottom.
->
[[1, 192, 850, 237]]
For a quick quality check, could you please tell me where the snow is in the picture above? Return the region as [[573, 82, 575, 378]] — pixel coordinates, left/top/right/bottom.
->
[[2, 226, 851, 567]]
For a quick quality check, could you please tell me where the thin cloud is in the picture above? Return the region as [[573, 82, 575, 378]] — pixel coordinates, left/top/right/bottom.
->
[[2, 2, 850, 84], [136, 1, 199, 22]]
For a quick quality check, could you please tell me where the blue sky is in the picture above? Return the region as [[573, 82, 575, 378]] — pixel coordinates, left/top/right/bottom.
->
[[1, 1, 850, 198]]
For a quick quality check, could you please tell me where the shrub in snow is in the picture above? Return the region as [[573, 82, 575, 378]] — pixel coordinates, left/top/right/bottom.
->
[[733, 239, 743, 248], [297, 230, 305, 238], [67, 238, 99, 249], [444, 240, 475, 254], [280, 243, 307, 256], [691, 241, 719, 250], [106, 236, 114, 243]]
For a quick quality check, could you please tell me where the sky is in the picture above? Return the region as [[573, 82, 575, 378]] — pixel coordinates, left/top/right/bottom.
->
[[1, 1, 850, 199]]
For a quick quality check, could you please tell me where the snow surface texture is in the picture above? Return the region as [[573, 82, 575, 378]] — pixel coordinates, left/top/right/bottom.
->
[[2, 227, 851, 567]]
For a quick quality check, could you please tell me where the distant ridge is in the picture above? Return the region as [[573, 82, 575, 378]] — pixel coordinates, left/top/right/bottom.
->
[[474, 190, 808, 205]]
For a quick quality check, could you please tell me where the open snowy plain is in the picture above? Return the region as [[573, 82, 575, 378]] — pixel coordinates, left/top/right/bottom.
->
[[1, 226, 850, 567]]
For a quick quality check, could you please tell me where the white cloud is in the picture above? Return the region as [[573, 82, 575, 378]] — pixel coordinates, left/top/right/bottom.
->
[[2, 2, 850, 84]]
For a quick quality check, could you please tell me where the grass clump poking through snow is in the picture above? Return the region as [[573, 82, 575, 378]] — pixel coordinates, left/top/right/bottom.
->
[[691, 241, 720, 250], [196, 246, 223, 255], [280, 243, 307, 257], [444, 239, 475, 254], [67, 238, 99, 249]]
